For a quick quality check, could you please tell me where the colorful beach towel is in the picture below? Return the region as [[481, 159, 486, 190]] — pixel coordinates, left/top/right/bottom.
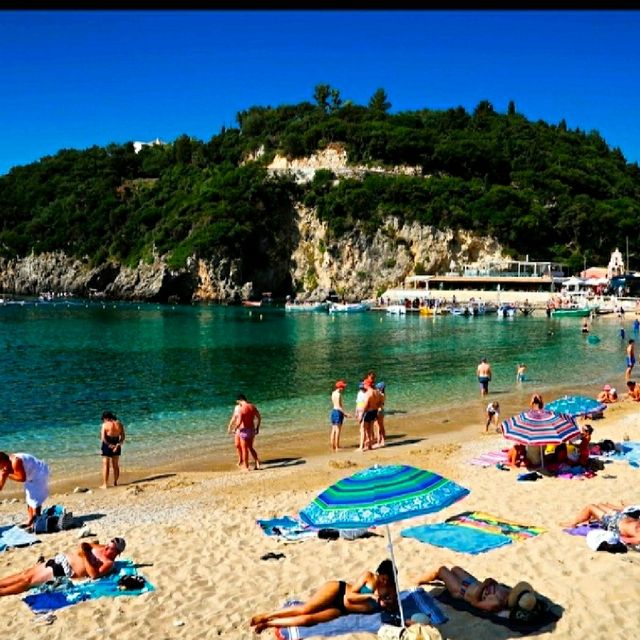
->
[[23, 560, 154, 613], [401, 523, 512, 554], [434, 589, 562, 633], [275, 588, 447, 639], [0, 525, 40, 551], [445, 511, 546, 541], [468, 450, 509, 467], [256, 516, 317, 542]]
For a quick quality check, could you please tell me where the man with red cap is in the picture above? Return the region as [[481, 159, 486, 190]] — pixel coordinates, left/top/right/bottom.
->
[[330, 380, 351, 452]]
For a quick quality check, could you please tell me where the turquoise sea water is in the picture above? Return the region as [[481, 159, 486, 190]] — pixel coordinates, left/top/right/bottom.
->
[[0, 299, 633, 475]]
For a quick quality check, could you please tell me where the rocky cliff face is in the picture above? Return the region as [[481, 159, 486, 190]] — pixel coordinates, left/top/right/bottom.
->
[[0, 146, 506, 303], [0, 214, 504, 303]]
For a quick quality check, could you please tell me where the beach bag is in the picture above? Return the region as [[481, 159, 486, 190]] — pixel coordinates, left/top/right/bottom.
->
[[33, 505, 75, 533], [378, 624, 442, 640]]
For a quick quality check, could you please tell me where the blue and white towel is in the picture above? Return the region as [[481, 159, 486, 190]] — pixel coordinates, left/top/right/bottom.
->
[[0, 525, 39, 551], [256, 516, 317, 542], [276, 588, 447, 639]]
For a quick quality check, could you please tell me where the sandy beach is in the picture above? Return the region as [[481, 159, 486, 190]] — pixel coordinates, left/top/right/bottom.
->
[[1, 392, 639, 639]]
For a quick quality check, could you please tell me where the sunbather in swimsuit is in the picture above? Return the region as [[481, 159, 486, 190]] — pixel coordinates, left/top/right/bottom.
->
[[45, 553, 75, 578]]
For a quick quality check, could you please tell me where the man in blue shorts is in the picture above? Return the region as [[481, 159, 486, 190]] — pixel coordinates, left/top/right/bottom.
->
[[330, 380, 351, 452], [626, 339, 635, 381], [477, 358, 492, 396]]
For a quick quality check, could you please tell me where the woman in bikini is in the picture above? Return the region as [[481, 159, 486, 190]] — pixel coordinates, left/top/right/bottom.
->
[[100, 411, 125, 489], [249, 559, 397, 634], [415, 565, 541, 617]]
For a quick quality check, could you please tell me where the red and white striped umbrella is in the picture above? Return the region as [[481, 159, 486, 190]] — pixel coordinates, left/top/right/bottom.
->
[[500, 409, 581, 447]]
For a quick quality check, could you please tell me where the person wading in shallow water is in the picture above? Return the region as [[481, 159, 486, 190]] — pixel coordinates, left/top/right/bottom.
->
[[477, 358, 492, 396]]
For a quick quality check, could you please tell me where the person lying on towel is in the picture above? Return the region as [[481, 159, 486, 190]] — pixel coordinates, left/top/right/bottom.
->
[[415, 565, 543, 621], [250, 559, 398, 634], [0, 537, 126, 597], [562, 502, 640, 548]]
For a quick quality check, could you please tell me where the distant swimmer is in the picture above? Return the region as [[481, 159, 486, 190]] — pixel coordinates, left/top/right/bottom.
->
[[581, 320, 589, 334], [516, 363, 527, 383], [626, 339, 636, 381], [477, 358, 492, 396]]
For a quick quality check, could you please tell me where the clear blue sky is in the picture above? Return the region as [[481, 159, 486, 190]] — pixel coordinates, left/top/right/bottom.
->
[[1, 9, 640, 175]]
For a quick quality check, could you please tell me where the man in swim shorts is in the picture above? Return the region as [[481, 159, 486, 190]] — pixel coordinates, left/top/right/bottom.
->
[[0, 537, 126, 597], [330, 380, 351, 452], [477, 358, 492, 396], [228, 394, 261, 471], [359, 378, 380, 451], [626, 339, 635, 381], [0, 451, 50, 528]]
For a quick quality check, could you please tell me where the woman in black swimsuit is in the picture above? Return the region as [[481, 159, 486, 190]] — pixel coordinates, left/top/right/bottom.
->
[[250, 560, 397, 634], [100, 411, 125, 489]]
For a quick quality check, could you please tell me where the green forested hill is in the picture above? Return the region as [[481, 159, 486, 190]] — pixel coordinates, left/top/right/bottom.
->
[[1, 86, 639, 274]]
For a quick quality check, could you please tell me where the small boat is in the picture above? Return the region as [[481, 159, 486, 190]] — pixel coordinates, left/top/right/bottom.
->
[[551, 307, 592, 318], [328, 302, 371, 314], [285, 301, 329, 313], [386, 304, 407, 315]]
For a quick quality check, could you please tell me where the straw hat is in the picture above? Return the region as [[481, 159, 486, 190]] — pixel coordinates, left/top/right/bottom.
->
[[508, 581, 538, 612]]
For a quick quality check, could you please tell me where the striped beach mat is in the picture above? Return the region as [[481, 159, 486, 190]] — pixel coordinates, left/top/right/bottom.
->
[[445, 511, 546, 541], [468, 450, 509, 467]]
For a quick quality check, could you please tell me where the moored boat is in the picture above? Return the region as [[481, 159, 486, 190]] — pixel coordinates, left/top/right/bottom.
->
[[386, 304, 407, 315], [328, 302, 371, 314], [551, 306, 592, 317], [285, 301, 330, 313]]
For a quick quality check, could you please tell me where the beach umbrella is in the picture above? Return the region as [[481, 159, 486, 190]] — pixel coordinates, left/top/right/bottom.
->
[[500, 409, 581, 468], [298, 464, 469, 626], [545, 395, 607, 418]]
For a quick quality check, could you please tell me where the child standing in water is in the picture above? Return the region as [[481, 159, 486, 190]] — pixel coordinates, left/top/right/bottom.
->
[[516, 363, 527, 383]]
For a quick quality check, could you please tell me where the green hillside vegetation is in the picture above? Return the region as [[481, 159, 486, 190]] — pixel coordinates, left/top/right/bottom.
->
[[1, 84, 639, 282]]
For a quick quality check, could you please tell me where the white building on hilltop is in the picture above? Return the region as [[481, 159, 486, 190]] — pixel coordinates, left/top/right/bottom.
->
[[133, 138, 165, 154]]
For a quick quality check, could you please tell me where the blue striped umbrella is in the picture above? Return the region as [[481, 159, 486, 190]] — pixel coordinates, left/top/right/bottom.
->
[[500, 409, 581, 447], [545, 395, 607, 418], [299, 464, 469, 626], [299, 464, 470, 529]]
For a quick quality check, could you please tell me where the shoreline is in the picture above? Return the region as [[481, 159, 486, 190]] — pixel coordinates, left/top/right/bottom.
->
[[2, 377, 631, 500]]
